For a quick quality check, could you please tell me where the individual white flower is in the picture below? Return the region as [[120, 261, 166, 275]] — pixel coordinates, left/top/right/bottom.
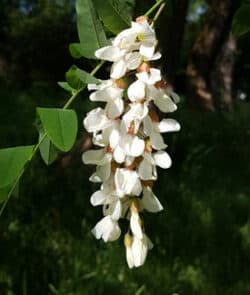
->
[[95, 19, 161, 79], [122, 103, 148, 134], [92, 215, 121, 242], [138, 150, 172, 180], [88, 80, 124, 119], [119, 134, 145, 158], [136, 68, 162, 85], [148, 85, 177, 113], [114, 168, 142, 198], [143, 116, 167, 150], [83, 107, 111, 133], [132, 233, 153, 267]]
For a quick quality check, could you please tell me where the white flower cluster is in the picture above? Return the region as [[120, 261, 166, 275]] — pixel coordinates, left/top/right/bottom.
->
[[82, 17, 180, 268]]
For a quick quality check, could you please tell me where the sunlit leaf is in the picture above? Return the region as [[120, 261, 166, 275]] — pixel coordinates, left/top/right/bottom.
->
[[66, 65, 99, 90], [0, 146, 34, 189], [76, 0, 108, 59], [38, 128, 60, 165], [57, 82, 75, 93], [69, 43, 84, 59], [93, 0, 132, 34], [37, 108, 78, 152]]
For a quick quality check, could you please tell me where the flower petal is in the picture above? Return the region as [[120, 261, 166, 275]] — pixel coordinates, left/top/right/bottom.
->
[[82, 149, 110, 165], [106, 97, 124, 119], [111, 59, 127, 79], [90, 190, 107, 206], [154, 93, 177, 113], [141, 186, 163, 213], [153, 151, 172, 169], [95, 46, 124, 62], [157, 119, 181, 133], [127, 80, 145, 102], [126, 52, 142, 70], [138, 158, 153, 180], [130, 211, 143, 239]]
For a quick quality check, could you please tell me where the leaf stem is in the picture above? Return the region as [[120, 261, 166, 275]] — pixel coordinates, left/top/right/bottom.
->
[[151, 2, 166, 26], [144, 0, 165, 17]]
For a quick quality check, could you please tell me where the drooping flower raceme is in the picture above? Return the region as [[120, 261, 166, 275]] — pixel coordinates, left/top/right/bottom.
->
[[82, 17, 180, 268]]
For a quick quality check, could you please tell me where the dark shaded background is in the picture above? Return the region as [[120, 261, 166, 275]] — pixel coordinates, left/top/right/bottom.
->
[[0, 0, 250, 294]]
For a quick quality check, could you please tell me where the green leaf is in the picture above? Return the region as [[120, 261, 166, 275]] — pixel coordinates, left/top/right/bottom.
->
[[76, 0, 108, 59], [37, 108, 78, 152], [0, 145, 34, 189], [66, 65, 99, 90], [232, 3, 250, 36], [57, 82, 75, 93], [0, 186, 9, 203], [39, 128, 60, 165], [69, 43, 84, 59], [94, 0, 132, 34]]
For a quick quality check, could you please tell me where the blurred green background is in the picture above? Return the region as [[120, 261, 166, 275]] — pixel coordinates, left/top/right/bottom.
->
[[0, 0, 250, 294]]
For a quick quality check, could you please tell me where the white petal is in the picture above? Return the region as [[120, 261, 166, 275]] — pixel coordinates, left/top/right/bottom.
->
[[132, 235, 148, 267], [154, 93, 177, 113], [109, 128, 120, 149], [129, 136, 145, 157], [111, 59, 127, 79], [82, 149, 111, 165], [96, 162, 111, 182], [92, 216, 121, 242], [83, 108, 110, 133], [114, 169, 142, 197], [90, 190, 107, 206], [150, 131, 167, 150], [153, 151, 172, 169], [142, 186, 163, 213], [113, 146, 126, 163], [89, 173, 102, 183], [130, 211, 143, 239], [90, 86, 123, 102], [157, 119, 181, 133], [126, 247, 135, 269], [140, 43, 155, 59], [110, 199, 122, 220], [106, 97, 124, 119], [127, 80, 145, 102], [126, 52, 142, 70], [95, 46, 124, 62], [138, 158, 153, 180], [143, 116, 153, 136], [149, 52, 162, 61]]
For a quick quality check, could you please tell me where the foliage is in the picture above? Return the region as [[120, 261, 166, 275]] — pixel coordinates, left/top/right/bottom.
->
[[232, 1, 250, 36]]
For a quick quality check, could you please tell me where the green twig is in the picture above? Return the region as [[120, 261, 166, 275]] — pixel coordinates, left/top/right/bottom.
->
[[144, 0, 165, 17], [151, 2, 166, 26]]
